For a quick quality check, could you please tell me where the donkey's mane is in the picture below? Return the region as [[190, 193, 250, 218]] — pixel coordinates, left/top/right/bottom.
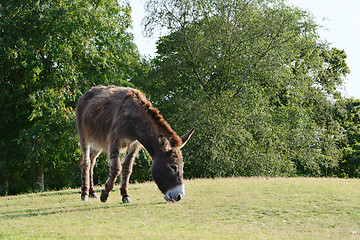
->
[[125, 90, 182, 147]]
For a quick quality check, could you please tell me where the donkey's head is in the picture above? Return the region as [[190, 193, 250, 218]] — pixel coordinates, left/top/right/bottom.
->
[[151, 128, 194, 202]]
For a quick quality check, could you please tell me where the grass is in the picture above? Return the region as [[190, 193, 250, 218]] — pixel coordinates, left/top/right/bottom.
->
[[1, 177, 360, 239]]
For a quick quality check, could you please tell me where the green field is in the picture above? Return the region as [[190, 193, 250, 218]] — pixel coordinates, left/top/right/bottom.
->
[[1, 178, 359, 239]]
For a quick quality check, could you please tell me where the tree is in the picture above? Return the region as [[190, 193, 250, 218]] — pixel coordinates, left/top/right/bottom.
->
[[0, 0, 140, 194], [334, 98, 360, 177], [139, 0, 349, 177]]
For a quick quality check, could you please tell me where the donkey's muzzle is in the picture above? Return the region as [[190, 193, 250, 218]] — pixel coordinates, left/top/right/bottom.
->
[[164, 184, 185, 202]]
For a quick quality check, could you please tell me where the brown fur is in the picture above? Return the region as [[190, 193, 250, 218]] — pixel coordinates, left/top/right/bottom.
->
[[125, 90, 182, 147], [76, 85, 194, 202]]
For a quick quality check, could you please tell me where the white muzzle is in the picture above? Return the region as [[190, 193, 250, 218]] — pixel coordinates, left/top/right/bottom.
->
[[164, 184, 185, 202]]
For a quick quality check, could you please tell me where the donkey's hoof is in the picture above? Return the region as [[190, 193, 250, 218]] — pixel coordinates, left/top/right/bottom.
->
[[90, 193, 98, 199], [100, 190, 108, 202], [81, 194, 89, 201], [122, 196, 132, 203]]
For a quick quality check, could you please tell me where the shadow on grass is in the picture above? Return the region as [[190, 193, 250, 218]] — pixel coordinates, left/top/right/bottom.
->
[[2, 189, 81, 198], [0, 190, 167, 219]]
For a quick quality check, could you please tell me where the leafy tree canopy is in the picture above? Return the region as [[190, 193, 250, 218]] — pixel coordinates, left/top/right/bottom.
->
[[140, 0, 350, 178], [0, 0, 140, 194]]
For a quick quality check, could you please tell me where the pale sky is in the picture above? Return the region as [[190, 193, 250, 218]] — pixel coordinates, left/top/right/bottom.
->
[[129, 0, 360, 99]]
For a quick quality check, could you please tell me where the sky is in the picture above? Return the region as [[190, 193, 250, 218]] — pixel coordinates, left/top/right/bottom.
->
[[129, 0, 360, 99]]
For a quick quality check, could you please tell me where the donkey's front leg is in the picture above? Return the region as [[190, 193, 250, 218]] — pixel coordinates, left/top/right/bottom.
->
[[100, 147, 121, 202], [120, 141, 142, 203]]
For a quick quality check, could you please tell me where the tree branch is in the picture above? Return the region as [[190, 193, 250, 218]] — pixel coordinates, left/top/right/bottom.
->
[[232, 17, 297, 99], [163, 3, 206, 91]]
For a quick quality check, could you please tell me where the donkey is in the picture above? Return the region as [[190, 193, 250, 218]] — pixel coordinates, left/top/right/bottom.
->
[[76, 85, 194, 203]]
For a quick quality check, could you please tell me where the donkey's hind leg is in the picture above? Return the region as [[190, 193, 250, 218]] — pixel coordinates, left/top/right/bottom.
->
[[100, 144, 121, 202], [80, 143, 91, 201], [89, 147, 102, 199], [120, 141, 142, 203]]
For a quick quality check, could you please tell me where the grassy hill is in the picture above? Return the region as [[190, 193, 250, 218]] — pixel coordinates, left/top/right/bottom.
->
[[1, 178, 360, 239]]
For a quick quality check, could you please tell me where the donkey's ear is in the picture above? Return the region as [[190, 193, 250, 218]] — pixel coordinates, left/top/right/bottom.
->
[[158, 135, 172, 152], [180, 128, 195, 149]]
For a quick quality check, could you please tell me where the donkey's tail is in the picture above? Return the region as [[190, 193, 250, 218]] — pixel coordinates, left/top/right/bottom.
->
[[79, 153, 83, 167]]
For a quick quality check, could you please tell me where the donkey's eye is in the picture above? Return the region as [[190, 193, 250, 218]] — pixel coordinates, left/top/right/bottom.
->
[[169, 164, 178, 175]]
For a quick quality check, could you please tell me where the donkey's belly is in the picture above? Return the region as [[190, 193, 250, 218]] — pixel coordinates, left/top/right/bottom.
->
[[118, 138, 135, 152], [90, 137, 136, 154]]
